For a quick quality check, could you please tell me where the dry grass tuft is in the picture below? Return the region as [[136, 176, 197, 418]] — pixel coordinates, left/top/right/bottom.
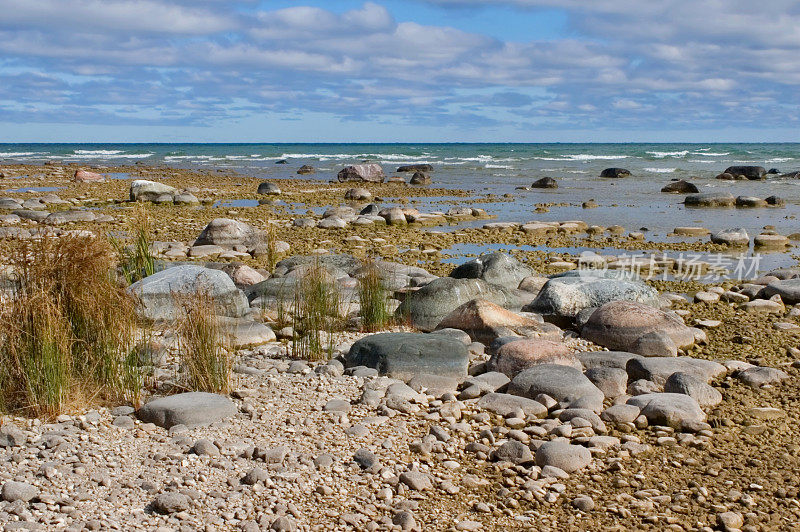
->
[[174, 289, 231, 394], [358, 260, 393, 332], [0, 234, 143, 418], [291, 260, 342, 361]]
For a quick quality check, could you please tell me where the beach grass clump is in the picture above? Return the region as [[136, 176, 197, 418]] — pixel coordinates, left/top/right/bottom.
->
[[358, 260, 393, 332], [109, 205, 156, 284], [174, 289, 231, 394], [0, 234, 144, 417], [291, 261, 342, 361]]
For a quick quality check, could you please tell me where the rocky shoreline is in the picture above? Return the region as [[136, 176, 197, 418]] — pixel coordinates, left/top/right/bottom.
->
[[0, 161, 799, 531]]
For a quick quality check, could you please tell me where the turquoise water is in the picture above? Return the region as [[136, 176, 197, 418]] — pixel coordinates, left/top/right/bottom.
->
[[2, 143, 800, 240]]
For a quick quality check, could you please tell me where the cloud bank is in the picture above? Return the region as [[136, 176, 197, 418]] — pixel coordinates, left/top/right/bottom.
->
[[0, 0, 798, 140]]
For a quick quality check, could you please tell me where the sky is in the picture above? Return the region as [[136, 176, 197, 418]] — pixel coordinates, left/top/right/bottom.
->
[[0, 0, 799, 143]]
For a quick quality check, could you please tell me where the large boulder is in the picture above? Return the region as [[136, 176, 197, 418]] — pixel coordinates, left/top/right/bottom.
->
[[664, 372, 722, 407], [137, 392, 237, 429], [74, 169, 105, 183], [661, 180, 698, 194], [535, 440, 592, 473], [626, 356, 726, 385], [760, 279, 800, 304], [710, 228, 749, 247], [532, 177, 558, 189], [524, 271, 659, 319], [397, 164, 433, 173], [600, 168, 630, 178], [337, 164, 385, 183], [450, 252, 534, 288], [627, 393, 706, 429], [684, 192, 735, 207], [508, 364, 605, 411], [346, 333, 469, 381], [489, 338, 580, 378], [434, 299, 555, 345], [130, 180, 177, 202], [724, 165, 766, 180], [580, 301, 696, 356], [396, 277, 532, 332], [128, 265, 249, 321], [410, 172, 431, 185], [193, 218, 266, 252]]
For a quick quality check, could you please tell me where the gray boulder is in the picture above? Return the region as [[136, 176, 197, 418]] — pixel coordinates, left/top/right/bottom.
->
[[600, 168, 630, 178], [475, 392, 548, 418], [684, 192, 735, 207], [711, 228, 749, 247], [1, 481, 38, 503], [576, 351, 643, 370], [137, 392, 237, 429], [627, 393, 706, 429], [396, 277, 532, 332], [337, 164, 385, 183], [508, 364, 605, 412], [664, 372, 722, 407], [130, 179, 177, 202], [724, 165, 766, 180], [450, 252, 533, 288], [492, 440, 534, 465], [760, 279, 800, 304], [346, 332, 469, 381], [524, 271, 659, 319], [535, 440, 592, 473], [626, 356, 726, 385], [257, 182, 281, 195], [580, 301, 696, 355], [661, 180, 699, 193], [128, 265, 248, 321], [193, 218, 265, 252]]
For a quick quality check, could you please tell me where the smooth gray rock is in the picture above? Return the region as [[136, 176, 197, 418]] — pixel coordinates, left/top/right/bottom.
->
[[711, 228, 749, 247], [626, 357, 726, 385], [585, 366, 628, 398], [760, 279, 800, 304], [137, 392, 237, 429], [1, 481, 38, 502], [450, 252, 534, 288], [576, 351, 643, 370], [601, 404, 641, 424], [535, 440, 592, 473], [627, 393, 706, 429], [736, 366, 789, 387], [684, 192, 736, 207], [152, 492, 190, 514], [257, 182, 281, 195], [664, 372, 722, 407], [475, 392, 547, 418], [724, 165, 766, 180], [193, 218, 265, 251], [508, 364, 605, 412], [492, 440, 534, 465], [346, 332, 469, 380], [525, 271, 659, 319], [396, 277, 532, 332], [130, 180, 177, 202], [128, 265, 248, 321], [337, 164, 385, 183]]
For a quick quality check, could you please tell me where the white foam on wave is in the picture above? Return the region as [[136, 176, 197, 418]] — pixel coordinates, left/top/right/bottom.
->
[[766, 157, 793, 163], [691, 151, 728, 156], [0, 151, 44, 157], [485, 164, 514, 169], [74, 149, 123, 155], [67, 153, 153, 159], [535, 154, 628, 161], [644, 167, 677, 173], [647, 150, 689, 158]]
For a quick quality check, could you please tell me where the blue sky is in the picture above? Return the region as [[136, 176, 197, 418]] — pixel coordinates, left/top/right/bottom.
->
[[0, 0, 798, 142]]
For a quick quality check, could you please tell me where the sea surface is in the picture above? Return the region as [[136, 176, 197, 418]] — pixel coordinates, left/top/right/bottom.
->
[[2, 143, 800, 272]]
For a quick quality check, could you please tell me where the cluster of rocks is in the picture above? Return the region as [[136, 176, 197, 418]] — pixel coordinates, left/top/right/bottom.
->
[[684, 192, 784, 208], [129, 179, 207, 206], [481, 219, 636, 240], [0, 192, 114, 230], [294, 203, 489, 230]]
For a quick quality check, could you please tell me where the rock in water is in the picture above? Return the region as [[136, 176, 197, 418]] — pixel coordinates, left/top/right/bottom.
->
[[684, 192, 736, 207], [580, 301, 696, 355], [524, 271, 659, 319], [297, 165, 315, 174], [346, 332, 469, 380], [434, 299, 554, 345], [531, 177, 558, 188], [128, 265, 248, 321], [600, 168, 630, 178], [450, 252, 533, 287], [74, 169, 105, 183], [410, 171, 431, 185], [723, 165, 766, 180], [396, 277, 531, 332], [397, 164, 433, 172], [337, 164, 385, 183], [129, 180, 177, 202], [137, 392, 237, 428], [760, 279, 800, 304], [710, 228, 749, 247], [660, 179, 698, 193]]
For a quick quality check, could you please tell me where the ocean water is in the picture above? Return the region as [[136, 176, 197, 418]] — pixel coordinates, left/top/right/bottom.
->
[[2, 143, 800, 247]]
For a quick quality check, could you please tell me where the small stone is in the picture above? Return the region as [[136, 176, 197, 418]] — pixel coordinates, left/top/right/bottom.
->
[[718, 511, 744, 530], [572, 496, 595, 512], [152, 492, 190, 514], [399, 471, 433, 491], [1, 481, 38, 502]]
